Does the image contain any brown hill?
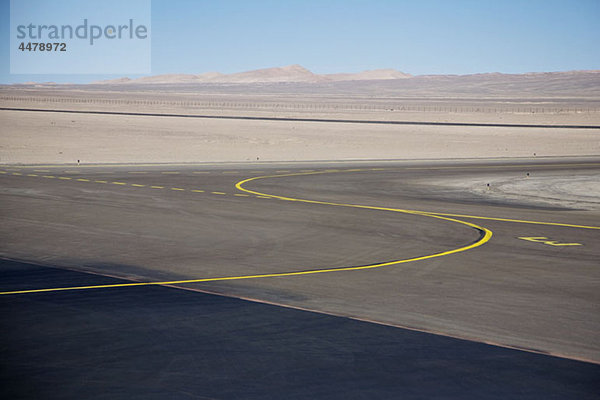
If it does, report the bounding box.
[45,67,600,98]
[94,65,412,84]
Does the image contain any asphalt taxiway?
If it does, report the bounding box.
[1,158,599,398]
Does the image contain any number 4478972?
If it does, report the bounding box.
[18,42,66,51]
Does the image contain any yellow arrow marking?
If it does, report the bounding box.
[518,237,582,246]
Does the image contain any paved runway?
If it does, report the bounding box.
[1,158,599,398]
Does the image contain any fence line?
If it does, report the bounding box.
[0,96,598,114]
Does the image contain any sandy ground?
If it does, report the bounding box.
[1,110,599,165]
[2,86,599,126]
[1,100,599,127]
[434,173,600,211]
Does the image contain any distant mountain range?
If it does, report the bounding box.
[11,66,599,98]
[94,65,413,84]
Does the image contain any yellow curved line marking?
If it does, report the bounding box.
[2,167,597,296]
[236,171,600,230]
[0,226,490,296]
[0,218,490,296]
[417,211,600,230]
[1,171,493,296]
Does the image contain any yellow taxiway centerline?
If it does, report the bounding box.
[3,165,599,296]
[1,171,493,296]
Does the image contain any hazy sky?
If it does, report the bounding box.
[1,0,599,83]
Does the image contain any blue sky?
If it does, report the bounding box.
[1,0,599,83]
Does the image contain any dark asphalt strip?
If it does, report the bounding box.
[1,259,598,400]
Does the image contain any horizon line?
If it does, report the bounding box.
[3,66,600,86]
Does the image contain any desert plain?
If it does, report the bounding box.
[1,67,599,165]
